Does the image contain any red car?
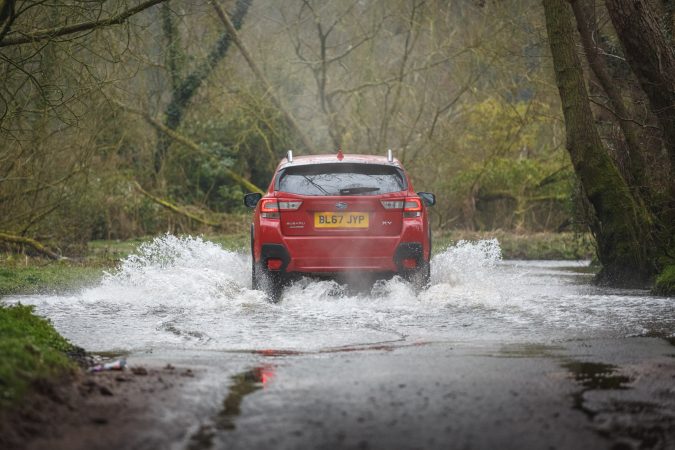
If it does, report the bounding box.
[244,150,435,300]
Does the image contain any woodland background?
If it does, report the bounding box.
[0,0,673,291]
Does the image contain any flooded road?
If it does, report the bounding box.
[6,235,675,449]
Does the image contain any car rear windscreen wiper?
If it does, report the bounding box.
[339,186,381,195]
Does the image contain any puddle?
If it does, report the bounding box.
[187,365,275,449]
[560,361,674,449]
[563,361,632,393]
[563,360,632,419]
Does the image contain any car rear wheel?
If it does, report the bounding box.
[253,261,284,302]
[405,261,430,290]
[250,228,284,301]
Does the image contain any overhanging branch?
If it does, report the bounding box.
[0,0,166,47]
[0,231,61,259]
[114,101,265,194]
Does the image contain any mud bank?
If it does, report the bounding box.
[1,362,198,450]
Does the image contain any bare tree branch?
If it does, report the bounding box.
[211,0,317,154]
[115,101,265,194]
[0,0,167,47]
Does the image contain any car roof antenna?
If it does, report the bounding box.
[387,149,393,162]
[287,150,293,163]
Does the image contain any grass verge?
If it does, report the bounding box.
[0,263,104,297]
[433,230,595,260]
[0,304,77,410]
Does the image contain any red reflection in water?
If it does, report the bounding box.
[250,365,275,387]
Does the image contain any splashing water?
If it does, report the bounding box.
[4,235,673,353]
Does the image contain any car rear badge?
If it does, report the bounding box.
[335,202,348,209]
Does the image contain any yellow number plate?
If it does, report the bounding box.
[315,212,369,228]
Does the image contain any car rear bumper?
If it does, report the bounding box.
[255,216,429,273]
[260,239,424,273]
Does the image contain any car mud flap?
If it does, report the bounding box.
[393,242,424,270]
[260,244,291,272]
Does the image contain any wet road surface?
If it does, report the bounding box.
[6,235,675,449]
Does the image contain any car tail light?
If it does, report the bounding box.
[403,258,417,269]
[404,197,422,218]
[267,258,283,270]
[278,200,302,210]
[260,199,279,218]
[380,200,404,209]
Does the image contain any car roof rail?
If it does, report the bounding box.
[287,150,293,163]
[387,149,393,162]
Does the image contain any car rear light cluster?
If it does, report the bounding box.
[403,198,422,218]
[380,198,422,218]
[380,200,404,209]
[260,199,302,218]
[278,200,302,210]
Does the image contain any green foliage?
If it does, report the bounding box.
[0,305,76,408]
[163,94,296,216]
[421,96,572,230]
[654,265,675,296]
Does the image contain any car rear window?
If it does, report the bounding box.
[276,163,407,196]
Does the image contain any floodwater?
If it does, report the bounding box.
[6,234,673,353]
[5,235,675,450]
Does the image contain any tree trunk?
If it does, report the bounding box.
[604,0,675,198]
[570,0,649,198]
[543,0,656,285]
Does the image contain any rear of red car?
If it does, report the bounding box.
[244,153,434,300]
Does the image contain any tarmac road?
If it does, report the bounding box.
[10,239,675,450]
[26,336,673,450]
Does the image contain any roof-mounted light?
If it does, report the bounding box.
[387,149,393,162]
[287,150,293,163]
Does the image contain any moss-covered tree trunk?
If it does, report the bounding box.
[570,0,649,199]
[604,0,675,294]
[542,0,656,285]
[604,0,675,191]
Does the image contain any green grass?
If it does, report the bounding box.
[0,263,104,297]
[433,231,595,260]
[206,233,249,251]
[87,237,152,263]
[0,304,77,409]
[0,233,249,297]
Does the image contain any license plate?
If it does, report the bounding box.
[315,212,369,228]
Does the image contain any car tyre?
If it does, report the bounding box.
[406,261,431,290]
[253,261,284,302]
